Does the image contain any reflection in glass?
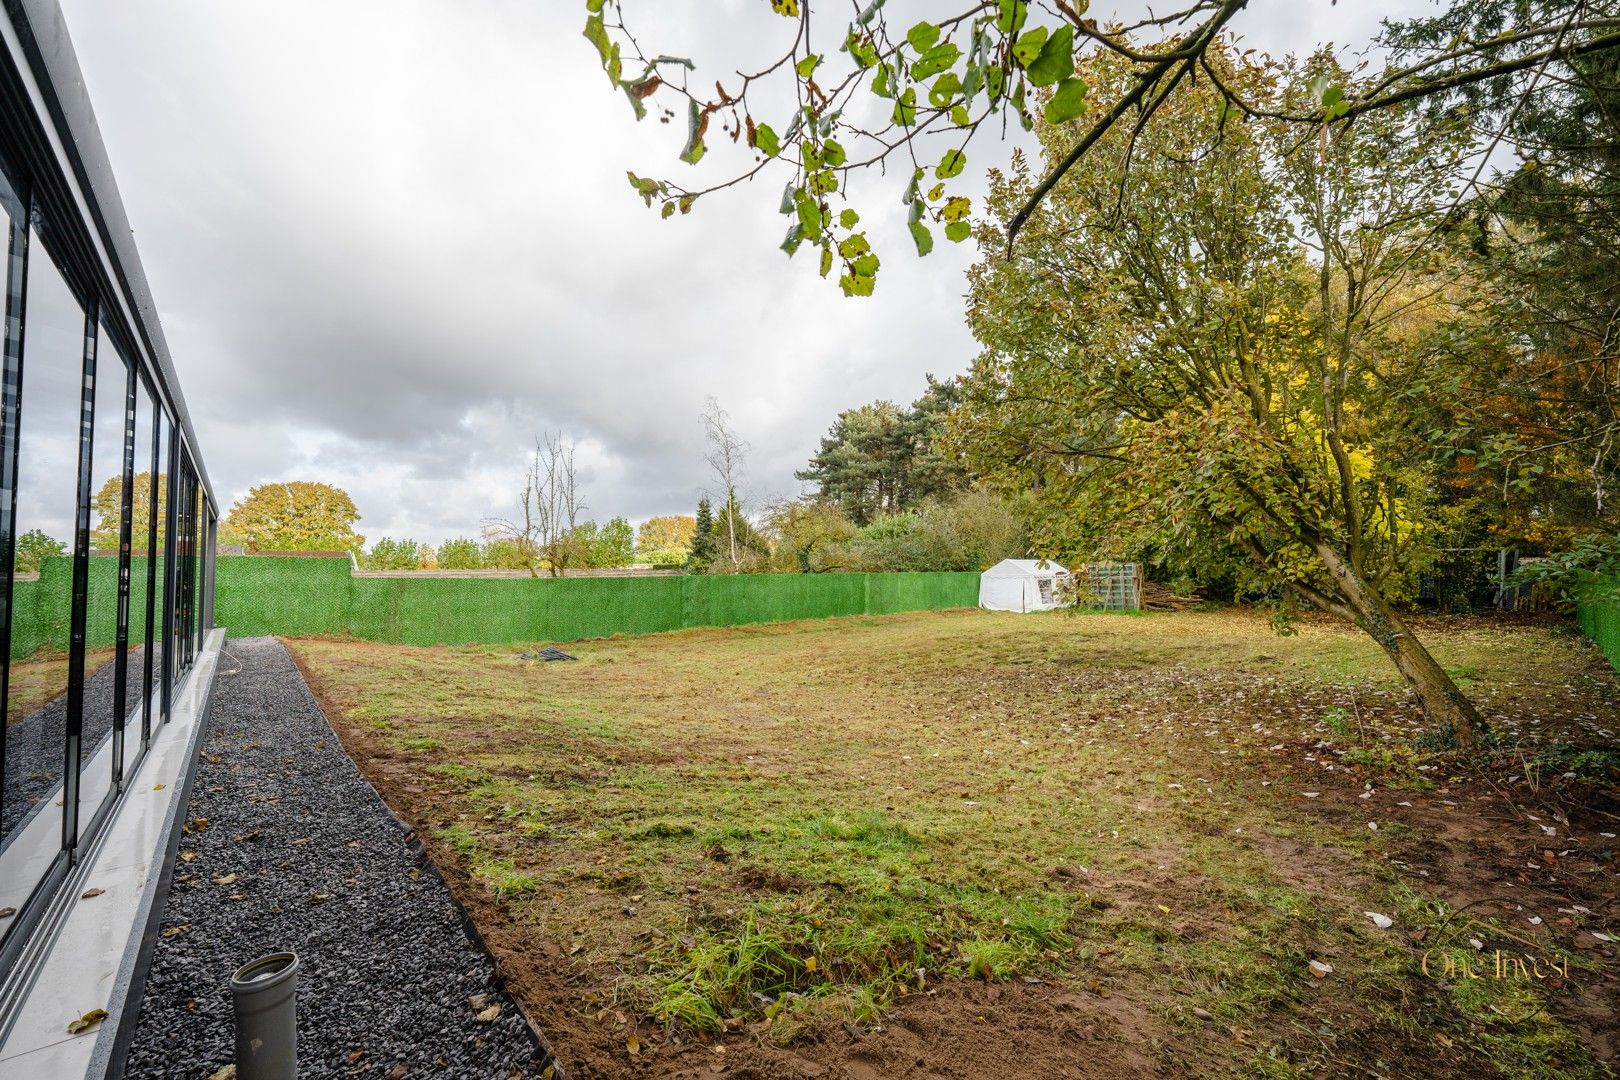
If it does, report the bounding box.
[1,229,86,910]
[83,325,130,801]
[152,410,167,723]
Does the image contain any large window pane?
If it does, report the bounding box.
[0,164,34,949]
[1,228,86,916]
[84,325,130,800]
[131,378,154,745]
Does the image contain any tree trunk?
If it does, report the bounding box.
[1312,544,1489,747]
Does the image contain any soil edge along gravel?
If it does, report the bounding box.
[125,636,556,1079]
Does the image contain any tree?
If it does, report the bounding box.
[436,537,484,569]
[797,402,908,524]
[91,471,166,550]
[587,0,1620,292]
[366,538,429,570]
[798,376,969,522]
[689,497,716,571]
[1382,7,1620,597]
[763,499,858,572]
[956,48,1492,743]
[13,529,66,574]
[701,396,750,569]
[582,516,636,568]
[487,433,587,577]
[222,481,364,553]
[707,490,771,573]
[637,514,696,554]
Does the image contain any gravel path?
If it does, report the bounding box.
[125,637,553,1079]
[1,647,147,841]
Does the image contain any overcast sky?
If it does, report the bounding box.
[57,0,1419,547]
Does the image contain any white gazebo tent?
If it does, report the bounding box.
[979,559,1070,613]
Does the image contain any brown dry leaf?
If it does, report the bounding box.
[307,893,330,905]
[81,887,105,899]
[193,817,209,830]
[626,1033,641,1055]
[476,1003,502,1023]
[213,874,239,886]
[346,1049,363,1063]
[386,1065,408,1080]
[0,907,15,919]
[180,851,198,862]
[207,1066,236,1080]
[66,1008,108,1034]
[162,924,191,938]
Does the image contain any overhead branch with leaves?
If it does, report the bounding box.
[588,0,1620,294]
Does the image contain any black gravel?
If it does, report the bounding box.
[124,637,554,1079]
[2,646,148,840]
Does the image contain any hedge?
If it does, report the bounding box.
[1576,580,1620,674]
[208,557,980,647]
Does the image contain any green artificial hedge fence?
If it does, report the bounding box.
[209,556,981,646]
[1576,581,1620,673]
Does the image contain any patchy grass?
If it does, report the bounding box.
[291,608,1620,1079]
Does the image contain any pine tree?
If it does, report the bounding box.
[688,497,715,572]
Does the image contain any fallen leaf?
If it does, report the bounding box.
[66,1008,108,1034]
[180,851,198,862]
[1156,904,1172,915]
[477,1004,502,1023]
[803,956,818,973]
[81,887,105,900]
[1364,911,1392,929]
[207,1067,236,1080]
[0,907,15,919]
[162,924,191,938]
[153,783,165,791]
[347,1050,363,1063]
[626,1034,641,1055]
[307,894,330,905]
[387,1065,408,1080]
[1307,960,1333,978]
[212,874,238,886]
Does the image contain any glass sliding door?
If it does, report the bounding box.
[152,409,168,723]
[1,221,88,932]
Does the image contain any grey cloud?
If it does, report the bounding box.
[60,0,1412,544]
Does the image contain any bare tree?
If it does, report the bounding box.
[701,396,750,570]
[486,432,585,578]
